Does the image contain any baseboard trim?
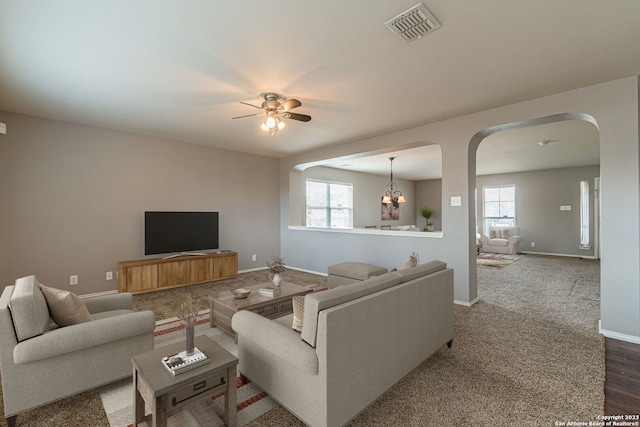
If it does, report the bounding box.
[288,266,328,276]
[520,251,598,260]
[79,290,118,299]
[599,320,640,344]
[239,266,327,276]
[238,267,268,273]
[455,297,479,307]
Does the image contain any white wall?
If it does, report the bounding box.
[281,77,639,339]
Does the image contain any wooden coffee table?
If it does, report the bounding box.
[210,281,312,337]
[132,335,238,427]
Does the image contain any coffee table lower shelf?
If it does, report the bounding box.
[210,281,312,338]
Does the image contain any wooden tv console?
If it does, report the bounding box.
[118,252,238,295]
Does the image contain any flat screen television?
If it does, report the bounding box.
[144,211,219,256]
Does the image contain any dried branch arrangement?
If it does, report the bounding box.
[178,294,206,327]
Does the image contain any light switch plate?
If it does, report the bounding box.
[0,122,6,135]
[451,196,462,206]
[560,205,571,211]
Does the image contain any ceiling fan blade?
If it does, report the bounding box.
[232,112,264,119]
[239,101,264,109]
[282,112,311,122]
[279,98,302,111]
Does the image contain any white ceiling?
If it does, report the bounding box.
[1,1,638,178]
[325,118,600,180]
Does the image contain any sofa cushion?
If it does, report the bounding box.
[327,262,388,281]
[292,295,304,332]
[8,276,51,342]
[40,284,92,327]
[488,238,508,247]
[389,260,447,283]
[301,272,401,347]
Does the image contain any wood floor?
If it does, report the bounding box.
[605,337,640,414]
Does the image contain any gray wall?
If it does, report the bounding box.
[0,112,281,295]
[281,77,640,340]
[475,166,600,257]
[416,180,442,231]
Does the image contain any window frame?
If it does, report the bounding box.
[579,179,591,249]
[482,184,516,234]
[305,179,353,229]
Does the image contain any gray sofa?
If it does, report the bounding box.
[232,260,454,427]
[1,276,155,427]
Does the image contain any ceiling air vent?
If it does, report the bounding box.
[385,3,441,43]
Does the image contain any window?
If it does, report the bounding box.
[306,179,353,228]
[483,185,516,234]
[580,180,590,248]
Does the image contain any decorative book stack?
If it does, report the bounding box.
[259,286,281,297]
[161,347,209,375]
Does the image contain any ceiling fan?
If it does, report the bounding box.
[232,93,311,135]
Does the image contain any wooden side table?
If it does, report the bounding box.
[132,335,238,427]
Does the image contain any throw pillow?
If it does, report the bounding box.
[399,260,414,270]
[489,229,499,238]
[501,228,511,239]
[39,284,92,327]
[292,295,305,332]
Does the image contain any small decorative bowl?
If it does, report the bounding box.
[231,288,252,299]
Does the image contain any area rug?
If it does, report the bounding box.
[476,252,522,268]
[99,310,278,427]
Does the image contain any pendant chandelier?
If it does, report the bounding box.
[382,157,406,204]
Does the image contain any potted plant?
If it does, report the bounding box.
[267,256,285,287]
[420,207,434,232]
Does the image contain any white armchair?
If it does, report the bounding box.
[480,226,522,254]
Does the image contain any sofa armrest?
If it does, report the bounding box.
[13,310,155,364]
[82,292,133,314]
[232,310,318,375]
[479,235,489,246]
[507,235,522,253]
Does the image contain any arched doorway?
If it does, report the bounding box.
[468,112,600,290]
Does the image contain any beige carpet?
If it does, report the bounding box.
[0,257,603,426]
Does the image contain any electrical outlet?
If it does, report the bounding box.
[106,271,113,280]
[251,254,257,262]
[70,275,78,285]
[531,242,536,248]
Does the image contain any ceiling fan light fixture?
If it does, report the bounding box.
[234,93,311,135]
[265,114,277,129]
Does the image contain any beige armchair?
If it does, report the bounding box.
[480,226,522,254]
[1,276,155,427]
